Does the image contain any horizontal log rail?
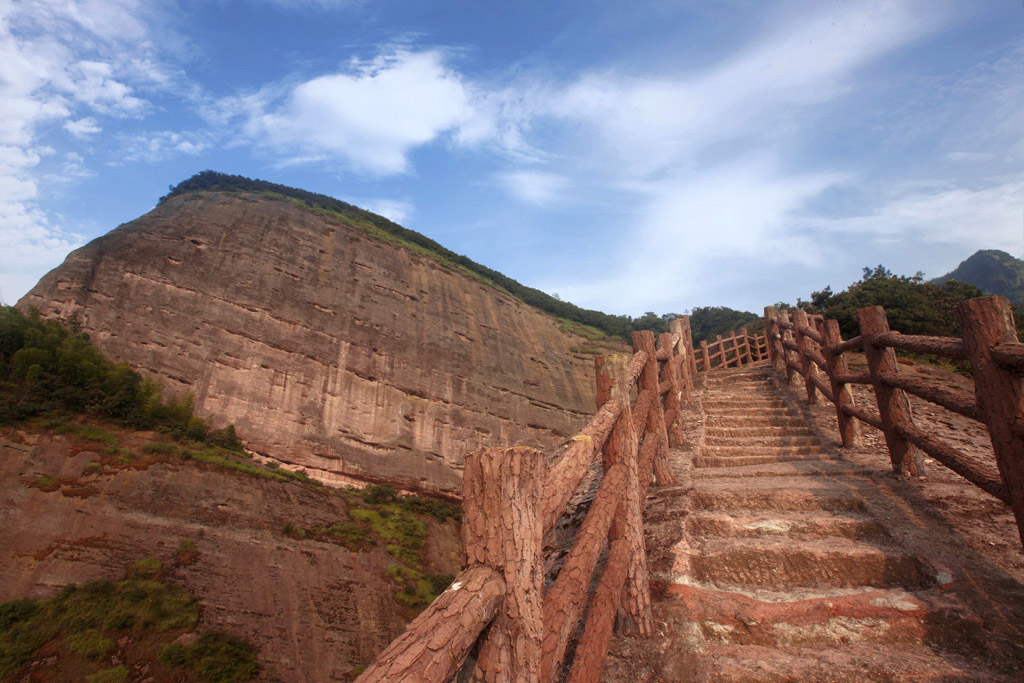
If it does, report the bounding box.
[868,331,968,359]
[357,317,698,682]
[763,297,1024,549]
[694,327,768,372]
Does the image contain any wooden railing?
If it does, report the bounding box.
[356,317,698,682]
[694,326,768,372]
[763,296,1024,547]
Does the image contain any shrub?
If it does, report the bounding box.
[86,665,129,683]
[159,630,258,683]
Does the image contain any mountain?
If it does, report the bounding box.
[933,249,1024,306]
[18,173,616,495]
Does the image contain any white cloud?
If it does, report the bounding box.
[64,117,100,138]
[244,50,475,174]
[357,198,414,224]
[116,130,210,163]
[498,170,570,206]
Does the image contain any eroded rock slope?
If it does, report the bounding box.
[19,192,599,494]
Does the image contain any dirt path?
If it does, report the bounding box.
[603,362,1024,681]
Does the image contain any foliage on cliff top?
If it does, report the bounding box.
[0,305,241,449]
[0,559,258,682]
[160,170,687,340]
[778,265,1018,340]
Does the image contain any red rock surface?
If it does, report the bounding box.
[0,428,462,682]
[18,192,603,494]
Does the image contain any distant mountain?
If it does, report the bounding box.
[933,249,1024,306]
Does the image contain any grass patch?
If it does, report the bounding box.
[0,561,259,682]
[27,474,61,492]
[350,508,426,565]
[159,631,258,683]
[54,423,120,446]
[86,665,129,683]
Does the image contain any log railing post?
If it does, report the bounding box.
[601,352,652,637]
[779,311,796,384]
[714,335,724,369]
[955,296,1024,545]
[669,318,694,402]
[682,315,698,380]
[463,447,546,682]
[700,340,710,373]
[857,306,924,477]
[635,331,674,485]
[764,306,779,369]
[819,318,859,447]
[791,310,818,405]
[659,331,685,447]
[739,327,752,364]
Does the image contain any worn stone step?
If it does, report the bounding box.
[683,511,888,540]
[689,537,938,590]
[689,459,875,479]
[690,485,867,513]
[704,426,818,438]
[692,453,843,469]
[705,416,809,428]
[701,445,827,457]
[703,435,823,447]
[686,643,1000,682]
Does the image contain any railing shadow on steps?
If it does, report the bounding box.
[355,317,700,682]
[762,295,1024,550]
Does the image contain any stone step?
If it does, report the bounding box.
[689,459,875,479]
[682,511,888,541]
[703,435,823,447]
[704,426,818,438]
[690,485,867,513]
[688,537,938,590]
[685,644,999,682]
[705,416,809,428]
[700,445,827,457]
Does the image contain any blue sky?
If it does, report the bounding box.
[2,0,1021,315]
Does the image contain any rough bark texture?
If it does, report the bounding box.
[606,349,653,637]
[540,464,627,682]
[820,319,859,447]
[791,310,818,405]
[355,566,505,683]
[779,312,797,385]
[668,318,694,402]
[764,307,779,370]
[461,447,545,683]
[658,332,685,448]
[541,400,621,533]
[857,306,924,477]
[18,192,597,495]
[955,296,1024,545]
[564,539,631,683]
[634,332,673,487]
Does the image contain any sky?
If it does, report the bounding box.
[1,0,1022,316]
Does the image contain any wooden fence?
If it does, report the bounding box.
[763,295,1024,546]
[694,327,768,372]
[355,317,698,682]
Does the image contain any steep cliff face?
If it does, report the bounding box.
[19,191,600,493]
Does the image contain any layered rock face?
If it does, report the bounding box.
[20,192,598,494]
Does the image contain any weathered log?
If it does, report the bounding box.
[821,319,859,447]
[564,539,631,683]
[956,296,1024,546]
[656,347,670,361]
[540,464,626,682]
[660,331,685,446]
[809,372,834,403]
[871,331,967,360]
[764,307,781,371]
[858,306,924,476]
[875,373,981,422]
[841,402,885,431]
[739,327,752,364]
[700,340,710,372]
[626,350,648,389]
[669,319,695,402]
[804,345,828,371]
[630,389,656,442]
[355,565,505,683]
[830,335,864,355]
[541,398,622,533]
[893,422,1008,504]
[792,310,818,405]
[795,322,824,345]
[635,331,673,487]
[834,372,872,385]
[992,341,1024,370]
[781,338,800,353]
[462,447,545,683]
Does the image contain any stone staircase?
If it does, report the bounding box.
[608,362,1024,681]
